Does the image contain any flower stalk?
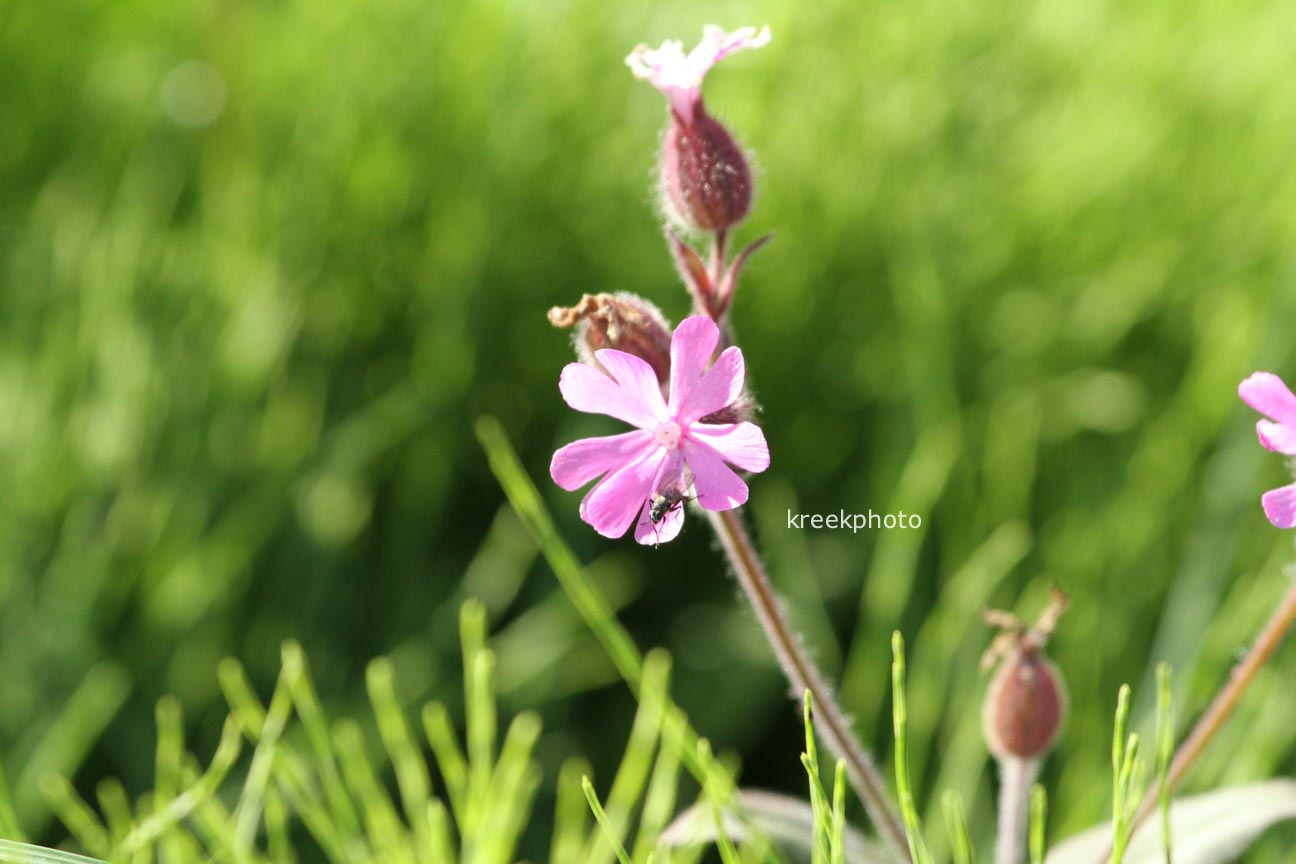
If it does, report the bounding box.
[980,592,1067,864]
[1125,376,1296,841]
[1095,373,1296,858]
[996,756,1039,864]
[1129,574,1296,836]
[688,220,907,855]
[705,507,912,860]
[597,25,909,857]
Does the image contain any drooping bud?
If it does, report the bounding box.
[548,293,673,386]
[660,105,752,232]
[982,590,1069,761]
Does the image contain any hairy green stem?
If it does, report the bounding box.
[705,508,911,861]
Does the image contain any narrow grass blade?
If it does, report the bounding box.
[891,633,933,864]
[0,758,24,841]
[942,791,973,864]
[367,658,434,860]
[17,663,129,832]
[659,790,890,864]
[475,417,642,689]
[1030,784,1047,864]
[583,777,635,864]
[1047,780,1296,864]
[0,839,106,864]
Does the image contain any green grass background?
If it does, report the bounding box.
[4,0,1296,857]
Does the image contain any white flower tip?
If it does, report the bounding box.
[701,24,772,56]
[626,26,770,116]
[625,40,684,80]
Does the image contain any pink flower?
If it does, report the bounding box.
[1239,371,1296,528]
[550,316,770,544]
[625,25,771,121]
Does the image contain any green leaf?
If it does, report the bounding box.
[659,790,892,863]
[0,839,106,864]
[1046,780,1296,864]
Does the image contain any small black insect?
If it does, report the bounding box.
[646,469,696,546]
[649,485,688,526]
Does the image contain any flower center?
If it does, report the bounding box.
[653,421,683,450]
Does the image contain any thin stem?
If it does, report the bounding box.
[696,231,906,855]
[1129,576,1296,837]
[995,757,1039,864]
[710,228,729,287]
[705,230,732,346]
[705,508,911,861]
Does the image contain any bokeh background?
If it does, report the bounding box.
[5,0,1296,858]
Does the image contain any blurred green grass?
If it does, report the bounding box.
[4,0,1296,858]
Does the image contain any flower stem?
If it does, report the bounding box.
[710,228,729,287]
[1129,575,1296,836]
[705,508,912,861]
[706,230,733,347]
[995,756,1039,864]
[695,232,906,856]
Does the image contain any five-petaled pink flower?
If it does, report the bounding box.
[551,316,770,544]
[625,25,771,122]
[1239,371,1296,528]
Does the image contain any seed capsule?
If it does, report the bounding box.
[984,644,1067,760]
[981,590,1069,761]
[548,293,673,386]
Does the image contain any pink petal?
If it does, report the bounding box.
[1256,420,1296,455]
[682,438,749,511]
[594,349,669,422]
[625,38,697,118]
[676,346,744,423]
[625,26,770,120]
[579,447,668,538]
[1262,484,1296,529]
[634,497,685,545]
[668,316,720,414]
[550,430,655,491]
[1239,372,1296,426]
[687,422,770,472]
[559,359,663,430]
[692,25,772,67]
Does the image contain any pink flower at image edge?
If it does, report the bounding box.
[1239,371,1296,528]
[550,316,770,545]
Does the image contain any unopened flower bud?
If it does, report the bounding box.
[981,591,1069,761]
[660,106,752,232]
[626,26,770,233]
[548,293,673,385]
